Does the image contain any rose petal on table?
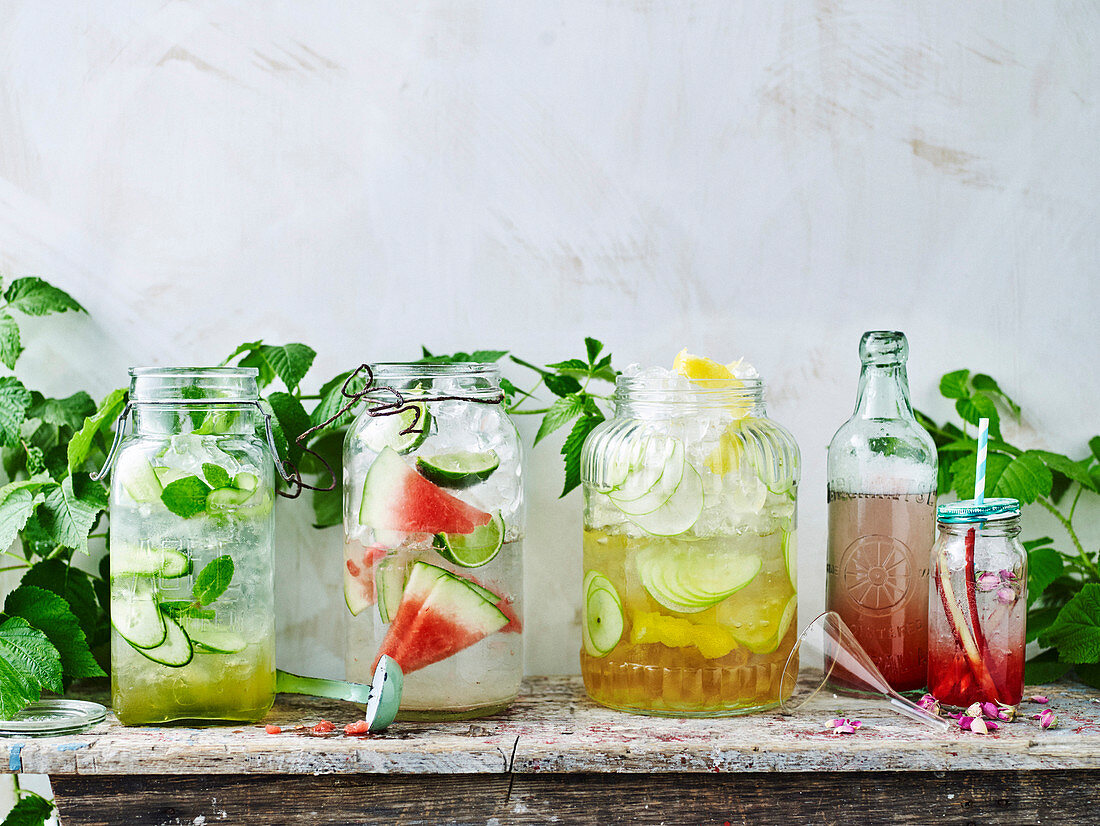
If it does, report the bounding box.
[970,717,991,734]
[1035,709,1057,729]
[1028,696,1050,704]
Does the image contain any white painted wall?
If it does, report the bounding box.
[0,1,1096,678]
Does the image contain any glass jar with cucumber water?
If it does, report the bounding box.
[343,363,524,721]
[98,368,280,725]
[580,353,800,716]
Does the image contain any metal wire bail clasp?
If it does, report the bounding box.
[90,403,133,482]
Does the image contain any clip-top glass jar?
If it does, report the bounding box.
[343,363,524,721]
[98,368,279,725]
[928,498,1026,707]
[580,372,800,716]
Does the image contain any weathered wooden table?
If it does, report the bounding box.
[3,676,1099,825]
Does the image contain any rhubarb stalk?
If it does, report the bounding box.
[935,547,999,700]
[963,528,988,655]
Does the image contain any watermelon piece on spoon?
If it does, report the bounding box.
[360,447,493,535]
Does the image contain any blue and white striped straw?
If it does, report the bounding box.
[974,418,989,504]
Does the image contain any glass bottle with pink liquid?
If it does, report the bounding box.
[826,331,937,694]
[928,499,1026,707]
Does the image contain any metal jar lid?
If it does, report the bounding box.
[937,497,1021,524]
[0,700,107,737]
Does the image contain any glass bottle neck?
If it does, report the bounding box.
[853,363,915,421]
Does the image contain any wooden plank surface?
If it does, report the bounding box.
[51,770,1100,826]
[4,676,1099,775]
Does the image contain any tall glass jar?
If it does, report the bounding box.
[928,498,1026,707]
[343,363,524,721]
[827,331,937,693]
[105,368,277,725]
[580,374,800,716]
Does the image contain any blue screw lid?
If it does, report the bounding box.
[937,497,1020,524]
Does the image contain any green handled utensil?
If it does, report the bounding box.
[276,655,403,732]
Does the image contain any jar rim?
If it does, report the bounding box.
[369,362,501,380]
[614,374,765,407]
[129,366,260,403]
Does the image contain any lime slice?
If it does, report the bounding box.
[628,462,704,537]
[361,403,431,454]
[582,571,624,657]
[433,512,504,568]
[416,450,500,487]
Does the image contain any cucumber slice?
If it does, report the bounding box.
[113,544,192,578]
[730,594,797,654]
[182,621,247,654]
[609,440,685,516]
[116,453,163,503]
[628,462,705,537]
[361,403,431,454]
[433,513,504,568]
[375,557,406,623]
[234,472,259,492]
[607,437,679,505]
[206,486,257,510]
[582,571,624,657]
[134,611,194,667]
[416,450,500,487]
[636,545,762,614]
[112,583,167,649]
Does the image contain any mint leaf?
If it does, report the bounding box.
[202,463,231,489]
[193,555,234,605]
[5,585,104,680]
[939,369,970,400]
[0,477,51,550]
[970,373,1021,417]
[468,350,508,362]
[160,476,212,519]
[301,430,344,529]
[545,358,589,374]
[1074,662,1100,690]
[4,277,84,316]
[67,386,126,472]
[560,412,605,497]
[1,791,54,826]
[1031,450,1097,492]
[1042,584,1100,663]
[584,337,604,365]
[29,391,95,432]
[1027,604,1061,643]
[261,399,290,469]
[0,376,31,448]
[0,312,22,369]
[235,343,316,391]
[1027,546,1064,606]
[0,616,62,718]
[1090,435,1100,464]
[544,373,583,398]
[159,601,215,621]
[21,560,102,647]
[990,451,1052,504]
[310,370,363,431]
[38,473,107,553]
[267,391,310,464]
[955,393,1001,438]
[950,451,1011,501]
[534,395,585,445]
[1024,649,1072,685]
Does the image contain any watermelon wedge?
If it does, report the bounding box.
[344,543,390,615]
[360,447,493,535]
[373,561,508,674]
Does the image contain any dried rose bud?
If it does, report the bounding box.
[917,694,941,715]
[976,572,1001,592]
[965,702,983,718]
[996,586,1017,604]
[833,723,856,734]
[1034,709,1057,729]
[957,715,975,731]
[1028,695,1050,704]
[826,717,862,734]
[996,702,1017,722]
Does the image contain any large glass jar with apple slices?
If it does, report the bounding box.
[104,368,277,725]
[580,359,800,716]
[343,363,524,721]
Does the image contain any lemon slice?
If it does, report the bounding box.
[672,349,746,389]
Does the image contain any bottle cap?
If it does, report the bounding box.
[937,497,1020,524]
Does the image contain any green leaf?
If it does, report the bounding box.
[29,391,96,433]
[1042,584,1100,663]
[159,601,215,621]
[0,616,62,718]
[20,560,101,647]
[1023,536,1055,551]
[1027,546,1064,606]
[949,451,1011,501]
[4,277,84,316]
[939,369,971,400]
[585,337,604,365]
[310,370,363,431]
[954,392,1001,438]
[544,373,583,398]
[1074,662,1100,690]
[937,437,1020,457]
[0,476,52,551]
[1027,604,1062,643]
[302,430,344,529]
[67,387,127,472]
[202,463,231,489]
[468,350,508,362]
[267,391,311,464]
[970,373,1021,417]
[1024,649,1072,685]
[5,585,105,680]
[1030,450,1097,492]
[1,791,54,826]
[159,476,211,519]
[193,555,234,605]
[1090,436,1100,464]
[233,342,316,391]
[990,451,1052,504]
[534,395,585,445]
[37,473,107,553]
[0,312,22,369]
[0,376,32,448]
[560,412,605,497]
[545,358,589,374]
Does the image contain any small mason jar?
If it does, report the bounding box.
[343,363,524,721]
[580,373,800,716]
[102,368,277,725]
[927,498,1026,707]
